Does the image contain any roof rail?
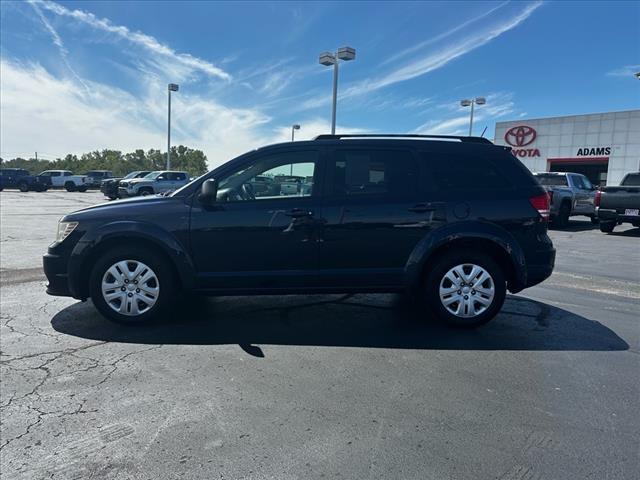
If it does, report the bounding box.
[313,134,493,144]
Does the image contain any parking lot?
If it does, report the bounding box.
[1,190,638,479]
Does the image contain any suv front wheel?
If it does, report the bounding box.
[424,251,506,328]
[89,246,174,324]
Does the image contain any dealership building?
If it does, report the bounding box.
[494,109,640,186]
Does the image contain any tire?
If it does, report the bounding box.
[18,182,29,192]
[590,215,599,225]
[139,188,153,196]
[423,251,506,328]
[89,246,175,324]
[65,182,76,192]
[554,202,570,228]
[77,186,88,192]
[599,222,615,233]
[107,195,117,200]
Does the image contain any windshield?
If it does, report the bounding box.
[144,171,162,180]
[123,171,141,179]
[535,174,568,186]
[621,173,640,186]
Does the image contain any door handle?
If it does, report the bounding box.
[408,203,434,213]
[285,208,313,218]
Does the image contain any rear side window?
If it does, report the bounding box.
[622,173,640,186]
[175,173,187,181]
[420,152,510,190]
[535,174,568,186]
[330,149,416,197]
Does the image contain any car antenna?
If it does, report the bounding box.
[480,126,487,138]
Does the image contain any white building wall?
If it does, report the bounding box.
[494,110,640,186]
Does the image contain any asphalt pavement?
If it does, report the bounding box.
[1,190,638,480]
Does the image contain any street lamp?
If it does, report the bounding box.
[291,124,301,141]
[167,83,179,169]
[460,97,486,136]
[319,46,356,134]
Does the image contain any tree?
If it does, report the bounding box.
[0,146,208,177]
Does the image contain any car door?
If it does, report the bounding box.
[189,148,324,290]
[154,173,172,193]
[571,174,592,214]
[318,146,437,288]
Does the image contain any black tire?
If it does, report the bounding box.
[107,195,117,200]
[89,246,175,324]
[554,202,570,228]
[77,186,88,192]
[65,182,76,192]
[423,251,506,328]
[139,187,154,196]
[599,222,615,233]
[590,215,599,225]
[18,182,29,192]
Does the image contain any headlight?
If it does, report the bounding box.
[56,221,78,243]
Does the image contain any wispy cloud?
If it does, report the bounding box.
[33,0,231,81]
[299,1,542,112]
[380,1,510,67]
[412,92,516,135]
[606,64,640,77]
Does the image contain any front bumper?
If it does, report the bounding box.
[43,252,73,297]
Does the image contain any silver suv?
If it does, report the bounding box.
[119,171,190,197]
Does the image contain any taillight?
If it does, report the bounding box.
[594,190,601,207]
[529,193,550,221]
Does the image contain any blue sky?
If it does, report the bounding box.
[1,0,638,167]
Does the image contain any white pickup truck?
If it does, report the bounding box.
[38,170,89,192]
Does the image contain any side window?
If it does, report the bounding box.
[157,174,168,181]
[63,172,71,177]
[421,152,510,190]
[175,173,187,181]
[217,150,318,202]
[51,172,61,177]
[330,149,416,197]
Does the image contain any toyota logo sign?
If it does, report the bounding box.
[505,125,537,147]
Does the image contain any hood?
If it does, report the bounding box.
[126,178,151,185]
[102,177,122,184]
[63,195,176,222]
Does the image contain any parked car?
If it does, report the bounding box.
[533,172,597,227]
[38,170,88,192]
[118,171,189,197]
[100,171,152,200]
[44,134,555,327]
[85,170,114,188]
[596,172,640,233]
[0,168,52,192]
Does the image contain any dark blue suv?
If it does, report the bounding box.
[43,135,555,327]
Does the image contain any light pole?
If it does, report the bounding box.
[319,46,356,134]
[460,97,486,136]
[167,83,179,169]
[291,124,300,141]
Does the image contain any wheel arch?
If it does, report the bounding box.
[68,221,196,299]
[404,222,527,294]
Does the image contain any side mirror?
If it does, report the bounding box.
[200,178,218,204]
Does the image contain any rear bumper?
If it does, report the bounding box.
[597,208,640,225]
[510,245,555,293]
[43,252,73,297]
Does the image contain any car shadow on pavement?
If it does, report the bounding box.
[607,227,640,237]
[549,220,599,232]
[50,294,628,356]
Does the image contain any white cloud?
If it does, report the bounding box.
[606,64,640,77]
[33,0,231,82]
[0,60,267,167]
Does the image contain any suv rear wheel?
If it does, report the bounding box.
[18,182,29,192]
[89,246,174,324]
[424,251,506,328]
